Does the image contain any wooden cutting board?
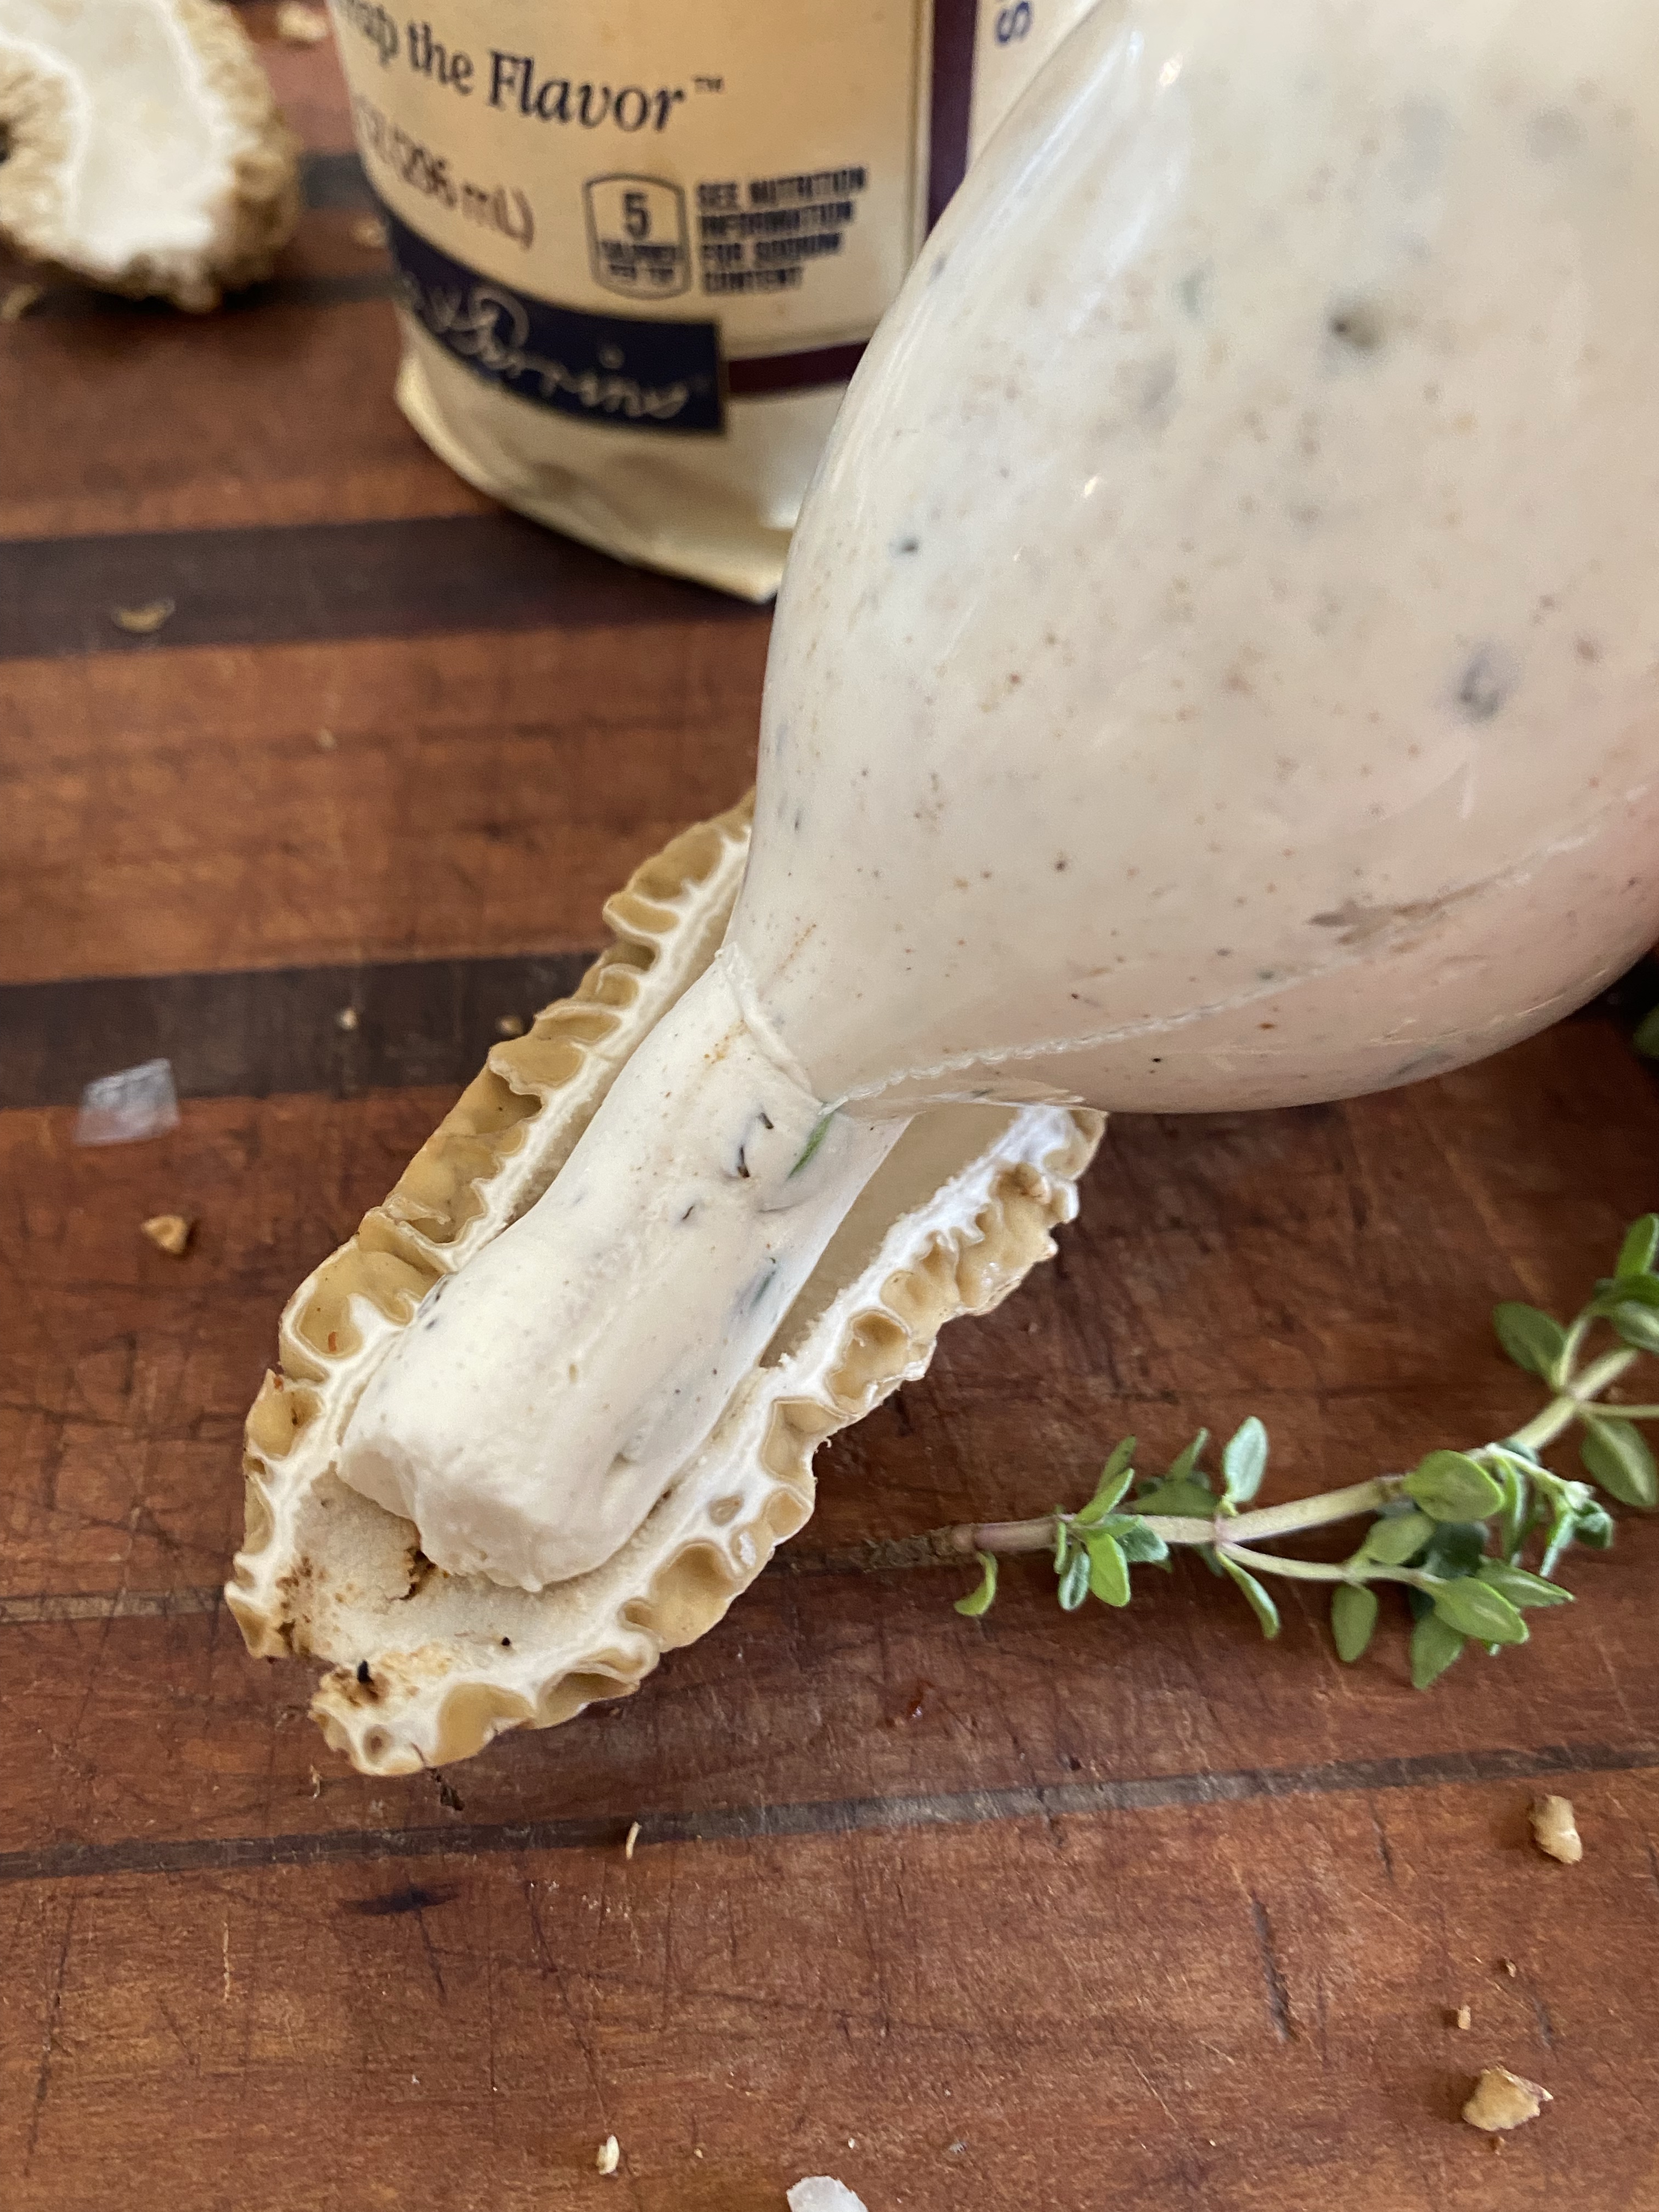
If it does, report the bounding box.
[2,17,1656,2209]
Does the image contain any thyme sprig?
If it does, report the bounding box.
[950,1217,1658,1687]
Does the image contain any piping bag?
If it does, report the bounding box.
[338,0,1659,1599]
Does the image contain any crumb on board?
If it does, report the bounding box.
[141,1212,194,1256]
[336,1006,360,1032]
[1454,2005,1472,2032]
[1497,1957,1518,1977]
[351,215,389,251]
[2,281,43,321]
[624,1820,641,1860]
[274,1,330,42]
[1462,2066,1551,2132]
[595,2135,620,2175]
[496,1013,526,1037]
[1530,1793,1583,1864]
[112,599,175,635]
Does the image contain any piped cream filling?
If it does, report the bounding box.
[338,960,906,1590]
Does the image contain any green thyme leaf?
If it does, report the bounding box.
[1634,1006,1659,1059]
[1163,1429,1210,1486]
[1057,1545,1091,1612]
[1579,1416,1658,1509]
[1219,1553,1280,1639]
[1492,1453,1532,1561]
[1473,1559,1572,1609]
[1593,1273,1659,1314]
[1405,1449,1504,1522]
[1493,1302,1567,1379]
[1077,1437,1137,1523]
[1114,1517,1170,1565]
[1572,1498,1615,1549]
[1221,1417,1269,1508]
[1053,1516,1070,1571]
[1420,1519,1486,1581]
[1131,1476,1216,1520]
[1357,1509,1435,1566]
[955,1550,998,1616]
[1538,1483,1588,1579]
[1331,1582,1379,1663]
[1607,1302,1659,1356]
[1410,1611,1467,1689]
[1429,1576,1527,1644]
[1616,1215,1659,1279]
[1085,1532,1131,1607]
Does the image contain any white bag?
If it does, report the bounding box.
[330,0,1097,596]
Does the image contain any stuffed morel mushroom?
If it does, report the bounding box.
[233,0,1659,1771]
[229,800,1101,1773]
[0,0,300,309]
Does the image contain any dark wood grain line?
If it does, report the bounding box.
[8,953,1652,1115]
[0,1590,225,1627]
[0,511,763,663]
[0,1532,992,1624]
[0,951,594,1110]
[301,149,373,209]
[3,1740,1654,1888]
[19,269,395,320]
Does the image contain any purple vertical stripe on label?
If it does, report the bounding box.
[928,0,980,231]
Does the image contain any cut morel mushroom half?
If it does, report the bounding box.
[229,799,1102,1775]
[0,0,301,310]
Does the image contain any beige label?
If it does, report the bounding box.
[330,0,928,358]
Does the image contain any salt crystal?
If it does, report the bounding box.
[787,2182,868,2212]
[75,1059,179,1146]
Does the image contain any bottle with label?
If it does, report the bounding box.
[329,0,1099,597]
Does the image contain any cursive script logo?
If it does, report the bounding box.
[397,268,696,421]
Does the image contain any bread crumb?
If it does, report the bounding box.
[141,1212,194,1256]
[2,281,43,321]
[1463,2066,1551,2132]
[112,599,175,635]
[624,1820,640,1860]
[317,727,337,752]
[496,1013,526,1038]
[336,1006,360,1032]
[275,1,330,42]
[1497,1957,1518,1977]
[1454,2005,1472,2032]
[1530,1793,1583,1865]
[351,215,388,251]
[595,2135,620,2175]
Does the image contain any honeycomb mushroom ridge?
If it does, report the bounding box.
[228,798,1102,1774]
[0,0,300,310]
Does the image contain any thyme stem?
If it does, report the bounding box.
[944,1476,1403,1562]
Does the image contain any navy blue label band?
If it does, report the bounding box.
[385,210,725,435]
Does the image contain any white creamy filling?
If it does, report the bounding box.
[2,2,232,266]
[337,961,906,1590]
